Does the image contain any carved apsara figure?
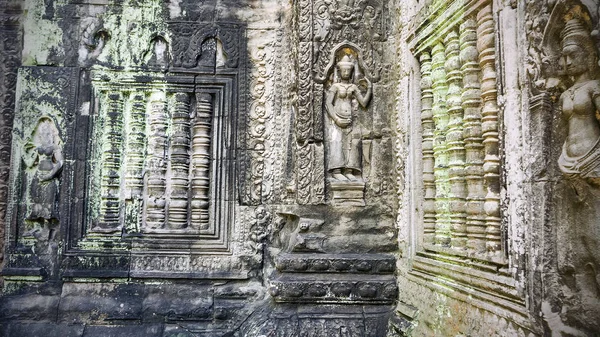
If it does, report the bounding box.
[557,17,600,185]
[22,117,63,223]
[324,54,372,181]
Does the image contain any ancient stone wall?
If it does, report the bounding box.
[1,0,600,336]
[391,0,600,336]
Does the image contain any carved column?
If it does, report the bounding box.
[420,52,436,245]
[190,92,212,230]
[295,0,315,205]
[124,93,147,197]
[168,93,192,229]
[98,92,124,231]
[460,18,487,253]
[431,42,451,246]
[477,4,502,255]
[444,30,467,249]
[0,0,22,264]
[144,96,168,230]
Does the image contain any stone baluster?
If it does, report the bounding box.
[460,18,487,253]
[431,42,451,247]
[190,92,212,230]
[420,52,436,245]
[98,91,124,231]
[124,93,147,198]
[477,4,502,255]
[144,96,168,230]
[445,30,467,249]
[168,93,192,229]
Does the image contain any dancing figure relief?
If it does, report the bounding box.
[324,54,372,182]
[557,15,600,186]
[22,117,63,232]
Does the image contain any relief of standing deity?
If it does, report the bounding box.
[557,9,600,186]
[22,117,63,235]
[324,53,372,182]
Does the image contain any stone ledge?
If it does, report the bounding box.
[269,272,397,304]
[275,253,396,274]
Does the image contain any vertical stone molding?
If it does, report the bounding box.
[0,0,22,269]
[191,92,212,230]
[144,95,168,231]
[97,91,125,232]
[459,17,486,253]
[431,42,451,247]
[168,93,192,230]
[420,52,436,245]
[124,93,147,198]
[477,4,502,256]
[444,29,467,249]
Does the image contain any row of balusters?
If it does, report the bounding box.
[420,5,502,258]
[96,90,214,232]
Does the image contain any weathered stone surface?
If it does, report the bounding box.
[2,0,600,336]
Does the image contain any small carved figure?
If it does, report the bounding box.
[557,17,600,185]
[22,117,63,224]
[324,54,372,181]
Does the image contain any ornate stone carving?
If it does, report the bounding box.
[294,0,387,206]
[269,252,397,304]
[22,117,63,236]
[0,1,22,268]
[324,54,372,182]
[556,13,600,185]
[168,23,241,70]
[247,205,272,254]
[246,37,275,205]
[319,44,374,206]
[412,1,505,260]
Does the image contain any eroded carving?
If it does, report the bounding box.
[324,54,372,182]
[557,12,600,185]
[22,117,63,236]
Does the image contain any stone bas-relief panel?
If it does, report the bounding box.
[291,0,393,207]
[3,67,79,282]
[527,0,600,334]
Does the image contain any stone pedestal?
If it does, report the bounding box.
[330,180,366,206]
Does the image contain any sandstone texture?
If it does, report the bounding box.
[1,0,599,336]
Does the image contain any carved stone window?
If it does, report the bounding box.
[405,0,529,327]
[86,74,232,245]
[412,1,502,261]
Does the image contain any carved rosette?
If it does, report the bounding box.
[247,35,275,205]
